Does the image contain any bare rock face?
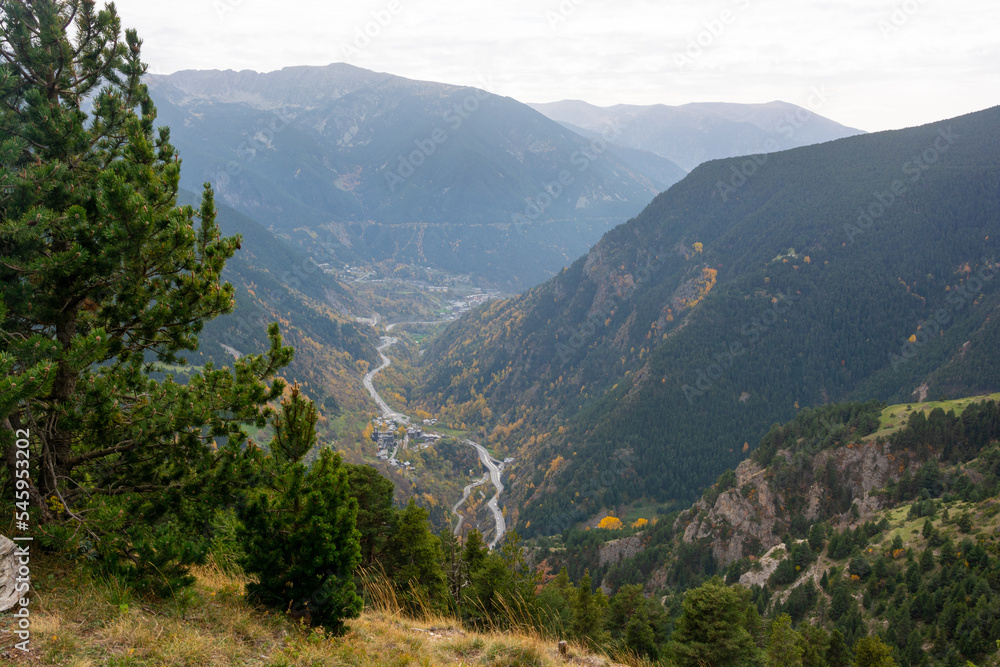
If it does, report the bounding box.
[0,535,22,612]
[681,458,781,568]
[599,534,645,567]
[739,542,789,588]
[678,440,913,569]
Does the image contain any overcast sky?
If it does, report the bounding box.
[112,0,998,132]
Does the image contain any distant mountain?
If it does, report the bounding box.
[414,106,1000,537]
[147,65,687,290]
[530,99,865,171]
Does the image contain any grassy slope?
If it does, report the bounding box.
[2,557,624,667]
[870,392,1000,439]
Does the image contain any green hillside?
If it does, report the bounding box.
[531,395,1000,665]
[166,193,380,446]
[415,106,1000,537]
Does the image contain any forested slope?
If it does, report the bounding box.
[175,192,379,418]
[415,106,1000,536]
[530,396,1000,665]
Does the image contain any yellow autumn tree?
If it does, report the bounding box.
[598,516,624,530]
[693,242,704,253]
[546,455,566,478]
[632,518,649,529]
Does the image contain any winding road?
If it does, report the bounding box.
[362,336,408,424]
[363,321,508,548]
[452,472,488,537]
[467,440,506,548]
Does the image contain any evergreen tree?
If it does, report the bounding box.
[624,602,659,661]
[671,578,764,667]
[827,629,851,667]
[462,528,489,574]
[554,566,572,599]
[767,614,804,667]
[799,624,831,667]
[344,462,395,567]
[537,565,574,637]
[439,526,466,607]
[919,547,935,573]
[271,382,318,464]
[461,530,538,630]
[386,499,448,614]
[238,446,362,632]
[571,570,606,648]
[0,0,291,592]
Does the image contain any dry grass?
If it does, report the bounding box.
[1,555,624,666]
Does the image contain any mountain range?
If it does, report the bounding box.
[529,99,865,171]
[147,65,683,290]
[146,65,859,290]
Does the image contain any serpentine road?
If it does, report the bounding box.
[362,336,407,423]
[363,321,507,548]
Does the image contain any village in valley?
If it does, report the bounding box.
[370,416,443,471]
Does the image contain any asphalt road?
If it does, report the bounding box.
[361,324,508,548]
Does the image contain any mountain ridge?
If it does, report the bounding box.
[529,97,865,171]
[146,65,687,290]
[413,105,1000,537]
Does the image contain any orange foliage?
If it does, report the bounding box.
[598,516,623,530]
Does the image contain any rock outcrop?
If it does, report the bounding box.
[678,439,913,568]
[599,534,645,567]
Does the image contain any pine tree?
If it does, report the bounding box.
[344,462,396,568]
[240,449,362,631]
[238,392,361,633]
[571,570,606,648]
[386,499,448,614]
[799,624,830,667]
[767,614,804,667]
[0,0,292,592]
[624,602,659,661]
[852,636,898,667]
[462,528,489,574]
[271,382,318,464]
[439,528,466,606]
[553,566,572,600]
[827,628,851,667]
[671,578,765,667]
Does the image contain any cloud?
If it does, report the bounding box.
[114,0,1000,131]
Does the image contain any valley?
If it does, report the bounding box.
[5,9,1000,663]
[360,322,509,548]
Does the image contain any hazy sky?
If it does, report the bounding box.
[112,0,998,132]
